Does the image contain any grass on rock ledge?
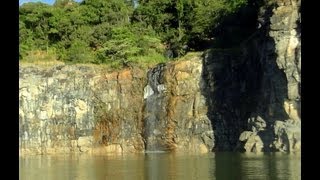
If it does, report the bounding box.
[19,50,206,70]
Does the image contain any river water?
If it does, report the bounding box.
[19,152,300,180]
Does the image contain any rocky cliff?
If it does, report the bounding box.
[238,0,301,152]
[201,0,300,152]
[19,0,300,155]
[19,57,214,155]
[19,65,147,155]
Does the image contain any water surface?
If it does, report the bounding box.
[20,152,300,180]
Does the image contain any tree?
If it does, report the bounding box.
[54,0,74,7]
[66,39,94,63]
[79,0,133,25]
[19,2,54,51]
[19,0,249,65]
[132,0,248,51]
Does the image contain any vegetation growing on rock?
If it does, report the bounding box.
[19,0,250,68]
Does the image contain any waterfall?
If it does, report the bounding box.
[143,64,166,152]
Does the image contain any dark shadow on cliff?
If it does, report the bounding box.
[200,1,290,152]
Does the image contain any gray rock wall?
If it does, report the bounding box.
[143,60,214,153]
[244,0,301,152]
[19,59,214,155]
[201,0,301,152]
[19,65,146,155]
[19,0,300,155]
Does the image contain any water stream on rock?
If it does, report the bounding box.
[143,64,166,152]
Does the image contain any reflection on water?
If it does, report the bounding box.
[215,152,301,180]
[20,152,300,180]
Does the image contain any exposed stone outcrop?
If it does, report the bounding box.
[19,0,300,155]
[143,59,214,153]
[201,0,301,152]
[19,65,146,155]
[244,0,301,152]
[19,58,214,155]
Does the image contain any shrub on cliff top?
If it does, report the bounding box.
[19,0,249,68]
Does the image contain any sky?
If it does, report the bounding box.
[19,0,56,5]
[19,0,83,6]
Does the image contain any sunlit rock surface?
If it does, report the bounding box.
[19,60,214,155]
[19,0,300,155]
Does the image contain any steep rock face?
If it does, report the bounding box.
[143,59,214,153]
[19,65,146,155]
[201,0,301,152]
[19,0,300,155]
[201,49,258,151]
[266,0,301,152]
[245,0,301,152]
[19,59,214,155]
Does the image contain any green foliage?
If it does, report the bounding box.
[19,0,250,68]
[94,25,164,66]
[20,48,57,63]
[79,0,133,25]
[132,0,248,52]
[66,40,94,63]
[54,0,73,7]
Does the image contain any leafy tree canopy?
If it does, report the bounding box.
[20,0,255,67]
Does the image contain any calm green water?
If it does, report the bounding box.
[19,152,300,180]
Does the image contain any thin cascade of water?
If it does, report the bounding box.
[143,64,166,152]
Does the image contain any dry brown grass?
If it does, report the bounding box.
[174,51,203,62]
[20,50,65,68]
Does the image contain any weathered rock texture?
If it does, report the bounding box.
[19,65,147,155]
[19,0,300,155]
[201,0,301,152]
[19,59,214,155]
[143,59,214,153]
[241,0,301,152]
